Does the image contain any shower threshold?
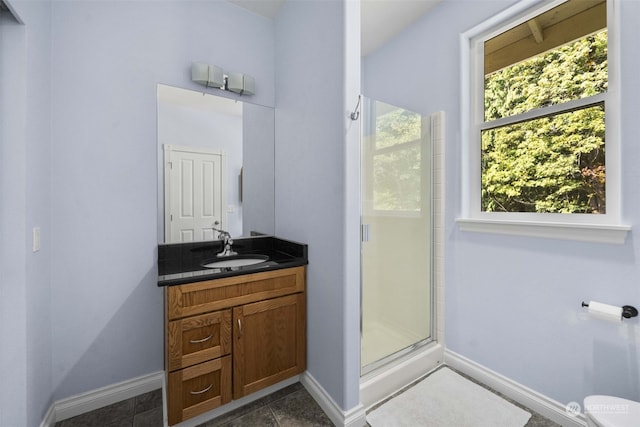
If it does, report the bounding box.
[360,341,443,410]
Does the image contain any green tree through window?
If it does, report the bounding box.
[482,30,607,213]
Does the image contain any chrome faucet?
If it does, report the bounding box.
[213,227,237,257]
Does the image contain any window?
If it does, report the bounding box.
[459,0,630,243]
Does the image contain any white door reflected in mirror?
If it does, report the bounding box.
[164,145,225,243]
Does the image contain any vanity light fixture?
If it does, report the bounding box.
[191,62,255,96]
[227,72,255,96]
[191,62,225,88]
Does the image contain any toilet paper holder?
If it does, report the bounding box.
[581,301,638,319]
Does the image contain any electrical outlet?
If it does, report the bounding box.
[32,227,41,252]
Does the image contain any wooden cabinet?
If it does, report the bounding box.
[167,357,232,425]
[165,267,306,425]
[167,310,232,371]
[233,293,306,399]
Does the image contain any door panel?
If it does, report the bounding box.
[232,293,306,399]
[360,97,433,373]
[165,145,224,243]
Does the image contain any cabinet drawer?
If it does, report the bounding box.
[167,266,305,320]
[167,310,232,372]
[167,356,232,426]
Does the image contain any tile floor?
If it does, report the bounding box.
[53,372,560,427]
[53,388,163,427]
[196,383,333,427]
[52,383,333,427]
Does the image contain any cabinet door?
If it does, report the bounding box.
[233,293,306,399]
[167,309,232,371]
[167,356,232,426]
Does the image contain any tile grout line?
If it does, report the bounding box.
[267,404,282,427]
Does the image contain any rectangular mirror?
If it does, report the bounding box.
[157,84,275,243]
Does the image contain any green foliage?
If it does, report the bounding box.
[482,31,607,213]
[374,144,421,211]
[373,108,422,211]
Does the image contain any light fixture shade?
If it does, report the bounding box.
[227,72,244,94]
[191,62,209,86]
[191,62,224,88]
[207,64,224,88]
[242,74,255,96]
[227,72,255,95]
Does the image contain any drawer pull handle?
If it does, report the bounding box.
[189,383,213,395]
[189,334,213,344]
[237,319,242,338]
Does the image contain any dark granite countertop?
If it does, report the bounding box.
[157,236,308,286]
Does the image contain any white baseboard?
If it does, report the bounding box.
[40,371,164,427]
[444,350,586,427]
[40,404,56,427]
[300,372,367,427]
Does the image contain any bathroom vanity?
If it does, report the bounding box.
[158,236,308,425]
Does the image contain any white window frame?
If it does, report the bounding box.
[458,0,630,244]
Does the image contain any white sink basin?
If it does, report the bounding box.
[202,255,268,269]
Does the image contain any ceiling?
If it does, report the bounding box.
[228,0,442,56]
[485,0,605,75]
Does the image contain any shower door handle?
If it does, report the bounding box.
[361,224,371,242]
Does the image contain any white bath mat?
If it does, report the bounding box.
[367,368,531,427]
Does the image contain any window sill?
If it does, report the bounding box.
[456,218,631,244]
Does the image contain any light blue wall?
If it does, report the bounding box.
[274,0,361,411]
[343,0,363,413]
[1,0,53,425]
[24,0,53,422]
[49,0,275,401]
[364,0,640,405]
[1,2,275,423]
[1,0,367,423]
[1,7,29,426]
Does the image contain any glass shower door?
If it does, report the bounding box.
[360,97,433,374]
